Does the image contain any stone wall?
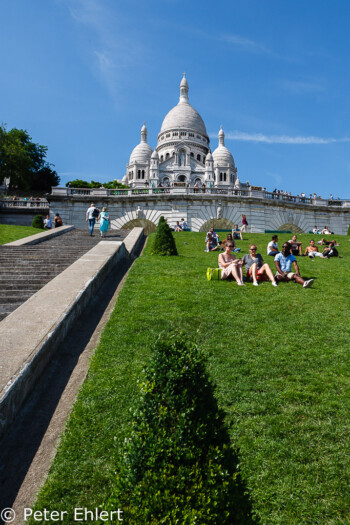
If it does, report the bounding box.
[48,193,350,235]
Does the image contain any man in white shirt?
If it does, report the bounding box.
[267,235,279,256]
[43,215,52,229]
[275,243,314,288]
[86,203,97,236]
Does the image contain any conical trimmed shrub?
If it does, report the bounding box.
[105,333,253,524]
[31,215,44,228]
[152,217,178,256]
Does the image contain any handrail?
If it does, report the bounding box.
[49,187,349,207]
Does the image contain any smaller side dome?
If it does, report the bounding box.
[212,127,235,168]
[151,150,159,159]
[205,151,213,161]
[129,122,153,164]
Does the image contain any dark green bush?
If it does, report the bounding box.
[106,333,253,524]
[152,217,178,256]
[31,214,44,228]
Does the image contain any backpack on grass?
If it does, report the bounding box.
[206,267,222,281]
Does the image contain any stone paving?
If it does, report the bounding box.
[0,228,128,321]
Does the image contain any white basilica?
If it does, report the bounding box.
[124,74,247,189]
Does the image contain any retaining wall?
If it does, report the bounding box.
[0,227,144,439]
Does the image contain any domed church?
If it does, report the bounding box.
[124,74,243,189]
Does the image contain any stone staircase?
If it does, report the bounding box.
[0,228,128,322]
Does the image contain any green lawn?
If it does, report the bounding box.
[32,232,350,524]
[0,224,43,245]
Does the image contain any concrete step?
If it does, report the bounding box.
[0,228,129,322]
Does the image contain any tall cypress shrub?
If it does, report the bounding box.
[152,216,178,256]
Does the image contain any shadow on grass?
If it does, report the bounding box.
[108,333,259,524]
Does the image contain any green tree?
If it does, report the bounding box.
[0,124,59,191]
[152,216,178,256]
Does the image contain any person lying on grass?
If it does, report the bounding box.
[322,241,339,258]
[218,240,244,285]
[275,242,314,288]
[242,244,278,286]
[205,232,219,252]
[304,239,324,258]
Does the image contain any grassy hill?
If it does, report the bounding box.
[31,231,350,524]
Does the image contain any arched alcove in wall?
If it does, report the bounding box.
[122,219,156,234]
[278,223,304,233]
[199,218,234,232]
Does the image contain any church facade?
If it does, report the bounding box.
[124,75,247,190]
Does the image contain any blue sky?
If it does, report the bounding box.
[1,0,350,197]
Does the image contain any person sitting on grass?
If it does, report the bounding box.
[232,224,243,240]
[275,242,314,288]
[304,239,324,258]
[205,232,219,252]
[174,221,183,232]
[242,244,278,287]
[267,235,279,256]
[218,241,244,286]
[181,218,188,231]
[221,233,240,252]
[288,235,302,256]
[206,227,219,244]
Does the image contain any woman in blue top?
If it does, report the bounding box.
[99,207,110,238]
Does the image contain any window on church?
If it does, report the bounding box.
[197,154,201,161]
[166,153,170,159]
[166,133,170,138]
[189,133,194,137]
[142,170,145,179]
[173,132,178,136]
[181,132,186,136]
[190,152,194,157]
[220,172,222,182]
[224,172,227,182]
[160,155,164,162]
[137,170,141,179]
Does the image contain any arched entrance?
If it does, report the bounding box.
[178,175,187,183]
[278,223,304,233]
[199,218,234,232]
[122,219,156,235]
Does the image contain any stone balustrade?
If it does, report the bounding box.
[50,186,348,208]
[0,199,49,208]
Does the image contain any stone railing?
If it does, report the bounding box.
[0,199,49,208]
[50,187,349,207]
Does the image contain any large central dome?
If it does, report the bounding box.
[160,74,207,136]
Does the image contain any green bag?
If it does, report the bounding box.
[207,267,222,281]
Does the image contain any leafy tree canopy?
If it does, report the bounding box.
[0,123,59,192]
[66,178,128,189]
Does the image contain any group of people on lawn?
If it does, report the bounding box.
[205,228,341,288]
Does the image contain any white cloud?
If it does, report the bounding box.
[220,33,270,54]
[281,79,326,94]
[210,130,350,145]
[61,0,145,106]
